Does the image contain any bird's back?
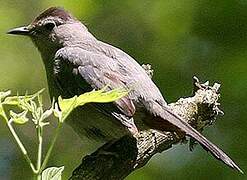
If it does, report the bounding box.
[73,38,168,109]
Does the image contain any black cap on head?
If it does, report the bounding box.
[33,7,75,23]
[7,7,75,36]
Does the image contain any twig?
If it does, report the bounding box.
[70,76,223,180]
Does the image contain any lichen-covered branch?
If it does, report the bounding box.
[70,76,223,180]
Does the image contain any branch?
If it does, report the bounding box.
[70,76,223,180]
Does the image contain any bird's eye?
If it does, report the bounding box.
[44,22,55,31]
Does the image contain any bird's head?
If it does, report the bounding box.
[7,7,93,55]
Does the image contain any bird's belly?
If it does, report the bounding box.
[65,104,131,142]
[47,76,130,141]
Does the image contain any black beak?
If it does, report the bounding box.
[7,26,30,36]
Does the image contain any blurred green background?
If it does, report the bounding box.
[0,0,246,179]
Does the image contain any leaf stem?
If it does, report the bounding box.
[7,119,37,173]
[36,125,43,178]
[40,122,62,172]
[37,132,43,170]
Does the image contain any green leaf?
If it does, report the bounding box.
[58,96,77,114]
[10,110,29,125]
[0,90,11,101]
[57,96,77,122]
[54,103,62,120]
[56,88,128,122]
[41,166,64,180]
[76,88,128,106]
[0,105,5,120]
[41,108,53,121]
[3,89,45,105]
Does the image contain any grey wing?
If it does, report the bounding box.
[54,46,136,117]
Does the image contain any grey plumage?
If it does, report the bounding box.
[54,40,243,173]
[7,7,243,174]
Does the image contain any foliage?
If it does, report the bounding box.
[42,166,64,180]
[0,88,127,180]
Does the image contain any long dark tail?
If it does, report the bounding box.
[156,106,243,173]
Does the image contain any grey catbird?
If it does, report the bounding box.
[7,7,242,173]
